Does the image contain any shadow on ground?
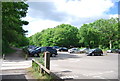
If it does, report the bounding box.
[2,74,27,81]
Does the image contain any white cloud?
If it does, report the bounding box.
[54,0,114,17]
[23,0,116,37]
[109,14,118,18]
[23,18,61,37]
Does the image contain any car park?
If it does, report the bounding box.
[86,48,103,56]
[58,47,68,51]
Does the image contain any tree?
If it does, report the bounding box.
[2,1,29,53]
[53,24,79,47]
[93,18,118,49]
[78,24,100,48]
[29,24,79,48]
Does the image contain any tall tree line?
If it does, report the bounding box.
[2,1,29,54]
[29,18,119,49]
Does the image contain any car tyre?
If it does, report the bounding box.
[92,53,94,56]
[51,54,56,57]
[34,53,39,57]
[90,53,92,55]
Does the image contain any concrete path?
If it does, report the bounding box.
[1,48,33,80]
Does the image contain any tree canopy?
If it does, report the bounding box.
[29,18,119,49]
[29,24,79,48]
[2,1,29,53]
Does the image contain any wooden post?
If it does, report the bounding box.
[25,54,28,60]
[44,51,50,70]
[3,54,5,60]
[40,67,44,74]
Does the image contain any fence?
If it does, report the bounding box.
[32,52,61,79]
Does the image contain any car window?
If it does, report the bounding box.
[63,47,67,49]
[36,47,41,50]
[47,47,53,50]
[41,47,46,52]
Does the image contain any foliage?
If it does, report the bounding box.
[39,53,44,65]
[29,18,119,49]
[2,47,16,55]
[93,18,119,49]
[78,24,100,48]
[27,67,54,80]
[29,24,79,48]
[2,1,29,53]
[78,18,119,49]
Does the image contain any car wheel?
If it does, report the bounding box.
[34,53,38,57]
[89,53,92,56]
[92,53,94,56]
[51,54,56,57]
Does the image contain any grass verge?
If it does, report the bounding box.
[26,67,54,81]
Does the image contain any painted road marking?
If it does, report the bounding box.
[61,75,78,79]
[1,60,32,70]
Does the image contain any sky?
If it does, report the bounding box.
[22,0,119,37]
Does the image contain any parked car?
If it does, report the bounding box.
[68,48,79,53]
[107,49,118,53]
[116,49,120,54]
[58,47,68,51]
[27,46,38,55]
[28,45,36,49]
[86,48,103,56]
[41,47,58,57]
[85,49,91,54]
[30,47,42,57]
[79,48,89,53]
[30,47,58,57]
[52,46,60,50]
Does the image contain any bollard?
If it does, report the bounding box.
[25,54,28,60]
[44,51,50,70]
[3,54,5,60]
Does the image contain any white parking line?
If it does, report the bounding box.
[67,59,80,62]
[61,75,78,79]
[88,71,114,76]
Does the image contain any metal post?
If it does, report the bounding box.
[44,51,50,70]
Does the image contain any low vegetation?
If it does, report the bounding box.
[2,1,29,54]
[27,67,53,80]
[31,57,56,80]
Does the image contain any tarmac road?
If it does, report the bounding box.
[50,52,118,80]
[2,49,118,80]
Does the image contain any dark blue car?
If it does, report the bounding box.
[30,47,58,57]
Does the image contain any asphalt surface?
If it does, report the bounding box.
[1,49,119,80]
[50,52,118,80]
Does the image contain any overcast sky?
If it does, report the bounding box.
[22,0,119,37]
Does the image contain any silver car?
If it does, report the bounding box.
[68,48,80,53]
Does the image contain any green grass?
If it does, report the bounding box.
[27,67,54,80]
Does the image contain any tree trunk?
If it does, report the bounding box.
[109,40,112,49]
